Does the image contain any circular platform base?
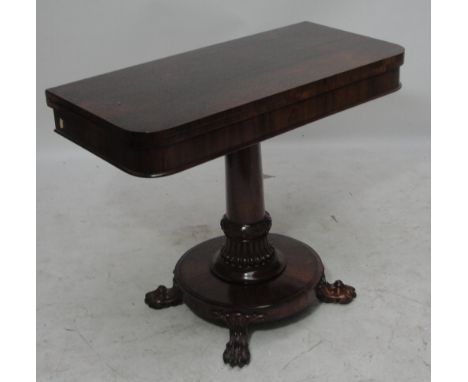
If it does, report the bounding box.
[174,233,324,325]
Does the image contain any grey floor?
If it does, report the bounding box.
[37,103,430,381]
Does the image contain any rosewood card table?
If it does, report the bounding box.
[46,22,404,367]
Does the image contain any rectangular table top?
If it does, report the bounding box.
[46,22,404,177]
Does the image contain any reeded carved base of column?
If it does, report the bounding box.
[210,212,286,283]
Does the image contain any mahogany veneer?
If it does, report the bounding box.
[46,21,404,367]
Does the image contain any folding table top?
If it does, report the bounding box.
[46,21,404,177]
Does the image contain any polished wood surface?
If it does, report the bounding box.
[47,22,403,367]
[225,144,265,224]
[214,143,286,284]
[46,21,404,177]
[176,234,324,321]
[176,234,323,367]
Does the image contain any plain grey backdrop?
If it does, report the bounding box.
[37,1,430,381]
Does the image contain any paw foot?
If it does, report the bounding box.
[145,283,182,309]
[223,329,250,367]
[213,311,263,367]
[316,276,356,304]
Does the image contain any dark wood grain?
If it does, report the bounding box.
[172,233,327,367]
[225,144,265,224]
[212,144,286,284]
[175,234,324,323]
[46,21,404,177]
[47,23,399,367]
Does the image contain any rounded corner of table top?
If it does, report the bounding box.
[45,22,405,178]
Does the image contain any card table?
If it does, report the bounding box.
[46,22,404,367]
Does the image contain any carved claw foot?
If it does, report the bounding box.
[224,324,250,367]
[214,311,264,367]
[145,281,183,309]
[316,275,356,304]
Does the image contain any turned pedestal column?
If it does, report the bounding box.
[145,144,356,367]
